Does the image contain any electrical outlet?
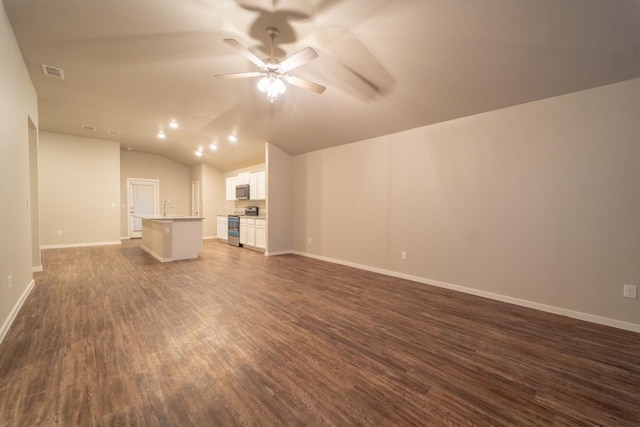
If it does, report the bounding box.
[401,251,407,260]
[308,237,312,244]
[57,230,63,236]
[623,284,637,299]
[7,274,13,289]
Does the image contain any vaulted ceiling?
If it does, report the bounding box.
[4,0,640,171]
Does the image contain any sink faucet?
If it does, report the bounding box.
[163,200,173,216]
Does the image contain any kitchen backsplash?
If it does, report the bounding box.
[227,199,266,215]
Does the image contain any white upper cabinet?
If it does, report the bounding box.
[237,172,250,185]
[249,171,266,200]
[227,171,265,201]
[225,176,238,200]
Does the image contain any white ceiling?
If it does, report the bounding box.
[4,0,640,171]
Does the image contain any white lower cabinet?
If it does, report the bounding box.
[246,219,256,246]
[255,219,266,249]
[240,217,265,250]
[216,216,228,240]
[240,218,248,245]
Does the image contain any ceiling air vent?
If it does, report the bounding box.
[41,64,64,80]
[81,125,96,132]
[108,129,122,135]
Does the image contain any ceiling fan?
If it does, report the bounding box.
[216,27,326,102]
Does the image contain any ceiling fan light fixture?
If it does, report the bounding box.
[258,73,286,102]
[217,27,325,101]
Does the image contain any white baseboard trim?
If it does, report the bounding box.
[120,236,130,240]
[203,235,217,240]
[266,250,294,256]
[41,240,122,250]
[32,266,43,273]
[0,279,36,345]
[294,251,640,333]
[140,244,172,263]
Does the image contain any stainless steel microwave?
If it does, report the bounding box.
[235,184,250,200]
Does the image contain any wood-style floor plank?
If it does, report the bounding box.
[1,239,640,426]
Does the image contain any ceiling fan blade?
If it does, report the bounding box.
[215,71,264,80]
[223,38,265,68]
[285,75,326,94]
[279,47,319,72]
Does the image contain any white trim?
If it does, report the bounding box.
[127,178,160,239]
[140,244,172,263]
[203,235,217,240]
[0,279,35,345]
[265,250,294,256]
[191,180,201,217]
[41,241,122,250]
[294,251,640,334]
[120,236,131,240]
[32,266,43,273]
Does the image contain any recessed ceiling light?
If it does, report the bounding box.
[108,129,122,135]
[228,134,237,143]
[127,147,133,151]
[195,150,203,157]
[169,120,179,129]
[157,131,166,139]
[81,125,96,132]
[209,143,218,151]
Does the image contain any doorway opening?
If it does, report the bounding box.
[127,178,159,238]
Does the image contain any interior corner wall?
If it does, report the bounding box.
[0,1,39,343]
[266,143,293,254]
[120,150,191,238]
[39,132,121,247]
[189,163,224,238]
[190,163,204,216]
[200,164,224,239]
[28,122,41,271]
[292,78,640,329]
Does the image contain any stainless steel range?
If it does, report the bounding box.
[227,215,241,247]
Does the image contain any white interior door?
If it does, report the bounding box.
[127,178,159,238]
[192,180,200,217]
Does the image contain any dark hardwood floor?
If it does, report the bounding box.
[1,239,639,426]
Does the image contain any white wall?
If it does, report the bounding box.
[190,163,225,238]
[28,123,41,270]
[266,143,293,255]
[39,132,121,247]
[293,78,640,330]
[120,150,191,238]
[0,2,39,342]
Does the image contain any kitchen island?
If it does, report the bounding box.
[137,216,204,262]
